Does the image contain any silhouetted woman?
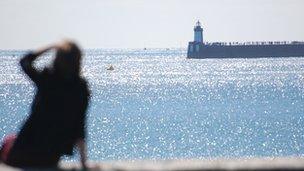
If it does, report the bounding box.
[3,41,90,169]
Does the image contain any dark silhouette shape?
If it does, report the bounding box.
[107,65,114,71]
[1,41,90,169]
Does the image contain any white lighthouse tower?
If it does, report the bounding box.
[194,20,203,43]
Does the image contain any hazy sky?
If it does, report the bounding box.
[1,0,304,49]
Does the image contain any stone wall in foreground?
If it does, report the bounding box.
[1,157,304,171]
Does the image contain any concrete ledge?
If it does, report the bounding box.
[1,157,304,171]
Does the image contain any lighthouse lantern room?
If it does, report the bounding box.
[194,20,203,43]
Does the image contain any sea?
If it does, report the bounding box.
[0,49,304,161]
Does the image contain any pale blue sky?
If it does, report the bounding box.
[0,0,304,49]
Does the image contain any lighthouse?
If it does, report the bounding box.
[187,20,204,58]
[194,20,203,43]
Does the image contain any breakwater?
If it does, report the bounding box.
[187,42,304,58]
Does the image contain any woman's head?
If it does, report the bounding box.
[53,41,82,77]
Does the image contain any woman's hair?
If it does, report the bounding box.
[53,41,82,77]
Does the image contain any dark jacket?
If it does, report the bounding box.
[7,52,90,167]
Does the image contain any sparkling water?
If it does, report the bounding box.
[0,49,304,161]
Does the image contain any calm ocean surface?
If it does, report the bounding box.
[0,49,304,161]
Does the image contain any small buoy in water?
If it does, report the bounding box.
[107,65,114,71]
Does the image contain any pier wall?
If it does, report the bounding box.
[187,42,304,58]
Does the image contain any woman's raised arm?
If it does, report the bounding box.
[20,45,57,84]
